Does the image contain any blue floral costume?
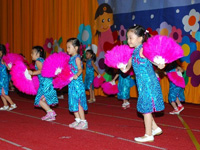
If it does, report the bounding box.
[132,45,165,113]
[34,57,58,106]
[117,71,131,100]
[0,58,9,95]
[84,59,94,90]
[68,55,88,112]
[167,68,185,103]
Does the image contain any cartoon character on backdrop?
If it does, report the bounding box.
[94,3,120,81]
[94,3,120,55]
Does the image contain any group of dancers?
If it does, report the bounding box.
[0,24,185,142]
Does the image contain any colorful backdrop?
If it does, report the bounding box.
[0,0,199,104]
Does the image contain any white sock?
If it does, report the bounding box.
[47,109,53,112]
[81,119,87,123]
[75,118,81,123]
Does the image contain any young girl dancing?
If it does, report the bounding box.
[84,49,100,103]
[112,70,131,109]
[165,61,185,115]
[121,25,165,142]
[28,46,58,121]
[67,38,88,130]
[0,44,17,111]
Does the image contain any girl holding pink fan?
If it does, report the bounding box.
[164,61,185,115]
[28,46,58,121]
[121,25,165,142]
[112,70,131,109]
[84,49,100,103]
[66,38,88,130]
[0,44,17,111]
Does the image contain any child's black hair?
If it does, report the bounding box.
[86,49,96,62]
[67,38,80,54]
[32,46,45,58]
[94,3,113,36]
[127,25,151,43]
[165,61,178,72]
[0,44,7,58]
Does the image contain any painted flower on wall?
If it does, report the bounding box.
[119,25,127,42]
[156,21,172,36]
[95,51,105,74]
[77,24,92,47]
[179,36,197,63]
[53,40,63,53]
[43,38,53,54]
[169,26,182,43]
[195,31,200,42]
[147,27,158,36]
[186,50,200,87]
[182,9,200,34]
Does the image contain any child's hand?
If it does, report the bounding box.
[28,70,32,75]
[73,74,78,79]
[158,64,165,69]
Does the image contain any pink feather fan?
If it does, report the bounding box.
[101,81,119,95]
[105,45,134,69]
[167,71,185,88]
[93,75,105,88]
[143,35,184,64]
[42,52,70,77]
[10,61,39,95]
[53,65,74,89]
[2,53,24,69]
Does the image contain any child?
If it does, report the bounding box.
[121,25,165,142]
[0,44,17,111]
[165,61,185,114]
[66,38,88,130]
[84,49,100,103]
[112,70,131,109]
[28,46,58,121]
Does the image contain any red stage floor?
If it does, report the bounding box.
[0,92,200,150]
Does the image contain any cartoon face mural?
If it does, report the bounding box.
[94,3,114,35]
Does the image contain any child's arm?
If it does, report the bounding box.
[91,60,100,75]
[140,48,165,69]
[112,74,119,82]
[120,57,132,73]
[73,57,83,79]
[28,61,42,75]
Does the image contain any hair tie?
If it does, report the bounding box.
[144,30,149,34]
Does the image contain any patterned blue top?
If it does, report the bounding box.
[167,68,185,103]
[84,59,94,90]
[117,71,131,100]
[68,55,87,112]
[132,45,165,113]
[34,57,58,106]
[0,58,9,95]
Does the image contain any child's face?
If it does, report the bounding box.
[127,31,142,48]
[0,51,2,57]
[66,42,77,56]
[95,12,113,33]
[86,52,92,59]
[31,49,40,61]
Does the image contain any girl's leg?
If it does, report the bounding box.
[2,88,15,105]
[74,104,88,130]
[92,89,96,102]
[134,113,154,142]
[152,117,162,136]
[143,113,153,136]
[176,97,184,112]
[40,96,56,121]
[171,101,178,110]
[78,104,85,120]
[1,96,8,106]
